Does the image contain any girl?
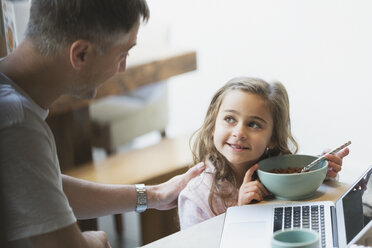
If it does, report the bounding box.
[178,77,349,230]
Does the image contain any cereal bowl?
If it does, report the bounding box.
[257,154,328,200]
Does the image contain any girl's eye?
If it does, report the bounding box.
[224,116,235,124]
[248,122,261,129]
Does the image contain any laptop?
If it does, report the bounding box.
[219,166,372,248]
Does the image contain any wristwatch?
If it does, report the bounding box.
[135,184,147,213]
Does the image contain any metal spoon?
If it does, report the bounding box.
[301,141,351,173]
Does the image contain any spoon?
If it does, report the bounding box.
[301,141,351,173]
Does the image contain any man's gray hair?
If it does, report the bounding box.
[25,0,149,56]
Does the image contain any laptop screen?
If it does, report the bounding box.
[342,167,372,243]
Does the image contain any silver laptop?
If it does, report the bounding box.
[220,166,372,248]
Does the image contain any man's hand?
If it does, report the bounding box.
[147,162,205,210]
[29,223,110,248]
[238,164,269,205]
[83,231,111,248]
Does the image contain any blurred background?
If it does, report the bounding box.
[2,0,372,247]
[144,0,372,183]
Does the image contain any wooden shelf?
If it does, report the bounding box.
[64,136,193,185]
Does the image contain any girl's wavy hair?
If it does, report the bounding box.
[191,77,298,214]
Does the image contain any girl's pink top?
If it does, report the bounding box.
[178,160,238,230]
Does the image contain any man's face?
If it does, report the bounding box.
[73,21,140,99]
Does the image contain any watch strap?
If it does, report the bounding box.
[135,184,147,213]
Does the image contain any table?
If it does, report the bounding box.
[141,180,351,248]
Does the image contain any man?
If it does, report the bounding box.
[0,1,205,247]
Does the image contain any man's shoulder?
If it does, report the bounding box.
[0,83,25,129]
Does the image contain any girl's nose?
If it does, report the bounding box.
[232,123,247,140]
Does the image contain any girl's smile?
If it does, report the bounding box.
[226,142,250,151]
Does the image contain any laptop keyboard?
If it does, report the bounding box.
[273,205,326,248]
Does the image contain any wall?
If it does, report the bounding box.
[142,0,372,183]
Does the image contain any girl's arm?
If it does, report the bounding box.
[178,194,208,230]
[177,166,214,230]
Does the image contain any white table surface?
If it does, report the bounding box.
[141,180,354,248]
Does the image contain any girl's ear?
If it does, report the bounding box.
[268,140,276,150]
[69,40,93,70]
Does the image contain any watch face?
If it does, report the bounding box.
[138,196,147,204]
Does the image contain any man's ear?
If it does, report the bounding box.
[69,40,93,70]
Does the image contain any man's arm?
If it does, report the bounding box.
[26,223,109,248]
[62,175,137,219]
[62,162,205,219]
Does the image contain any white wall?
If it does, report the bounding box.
[141,0,372,184]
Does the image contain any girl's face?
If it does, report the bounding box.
[213,90,274,170]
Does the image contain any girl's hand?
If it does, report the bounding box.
[238,164,269,205]
[323,147,350,179]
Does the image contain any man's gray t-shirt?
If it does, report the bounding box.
[0,73,76,242]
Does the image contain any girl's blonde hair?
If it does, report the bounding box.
[191,77,298,214]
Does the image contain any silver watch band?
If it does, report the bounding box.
[135,184,147,213]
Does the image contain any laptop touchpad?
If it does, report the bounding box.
[220,221,269,247]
